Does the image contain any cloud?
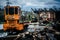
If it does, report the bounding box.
[0,0,60,10]
[16,0,60,8]
[55,0,60,2]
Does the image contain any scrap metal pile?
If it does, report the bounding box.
[0,22,60,40]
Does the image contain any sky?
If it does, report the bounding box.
[0,0,60,11]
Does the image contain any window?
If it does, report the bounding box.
[6,8,8,15]
[15,7,18,14]
[9,7,14,15]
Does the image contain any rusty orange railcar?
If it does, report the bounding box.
[3,6,24,31]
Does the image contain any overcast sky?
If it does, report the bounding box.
[0,0,60,11]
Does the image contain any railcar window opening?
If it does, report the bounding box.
[9,7,14,15]
[6,7,8,15]
[15,7,18,14]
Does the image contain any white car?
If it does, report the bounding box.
[27,22,46,32]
